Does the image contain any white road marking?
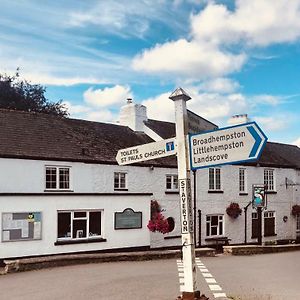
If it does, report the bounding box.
[195,258,228,299]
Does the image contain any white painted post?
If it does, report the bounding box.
[169,88,198,295]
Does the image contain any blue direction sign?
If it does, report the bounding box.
[189,122,267,170]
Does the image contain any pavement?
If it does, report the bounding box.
[1,243,300,275]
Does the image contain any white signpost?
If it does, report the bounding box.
[116,137,176,165]
[116,88,267,299]
[190,122,267,170]
[169,88,199,298]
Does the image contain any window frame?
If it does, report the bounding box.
[208,168,222,191]
[45,166,71,191]
[57,210,103,242]
[166,174,179,191]
[296,215,300,232]
[206,214,224,237]
[114,172,127,190]
[239,168,247,193]
[264,211,276,237]
[264,169,275,192]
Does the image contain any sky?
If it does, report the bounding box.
[1,0,300,146]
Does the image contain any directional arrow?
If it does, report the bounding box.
[116,137,177,166]
[189,122,267,170]
[247,125,263,158]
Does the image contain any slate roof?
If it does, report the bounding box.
[144,119,176,139]
[0,109,299,170]
[0,109,177,167]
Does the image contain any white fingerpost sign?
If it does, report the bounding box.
[116,137,176,165]
[189,122,267,170]
[169,88,198,296]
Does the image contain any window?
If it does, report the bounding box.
[46,166,70,190]
[206,215,224,236]
[297,215,300,232]
[166,175,178,191]
[252,212,258,238]
[114,172,127,190]
[264,169,275,191]
[209,168,221,190]
[264,211,276,236]
[239,168,247,193]
[57,210,102,240]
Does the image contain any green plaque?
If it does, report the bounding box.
[115,208,142,230]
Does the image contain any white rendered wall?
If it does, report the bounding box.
[194,165,299,246]
[0,157,298,252]
[0,195,150,258]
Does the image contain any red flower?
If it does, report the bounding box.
[147,200,170,234]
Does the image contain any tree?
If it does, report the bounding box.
[0,70,68,117]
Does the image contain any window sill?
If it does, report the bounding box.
[208,190,224,194]
[44,190,74,193]
[239,192,248,196]
[114,189,128,192]
[164,235,181,240]
[266,191,277,194]
[55,238,107,246]
[165,191,179,194]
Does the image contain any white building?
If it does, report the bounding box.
[0,101,299,260]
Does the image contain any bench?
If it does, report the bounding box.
[205,237,231,252]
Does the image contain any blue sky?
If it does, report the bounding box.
[1,0,300,146]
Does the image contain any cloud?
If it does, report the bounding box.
[191,0,300,46]
[132,39,246,80]
[86,110,115,123]
[22,73,106,86]
[253,116,289,131]
[133,0,300,81]
[84,85,132,108]
[292,137,300,147]
[67,0,187,38]
[63,101,90,115]
[142,92,175,122]
[199,78,240,94]
[141,88,248,124]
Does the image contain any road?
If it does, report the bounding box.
[0,251,299,300]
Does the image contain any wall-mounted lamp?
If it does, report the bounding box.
[283,216,288,223]
[149,165,154,171]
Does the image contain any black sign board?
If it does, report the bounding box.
[114,208,142,230]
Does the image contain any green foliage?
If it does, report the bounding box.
[0,70,68,117]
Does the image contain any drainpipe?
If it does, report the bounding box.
[244,201,252,244]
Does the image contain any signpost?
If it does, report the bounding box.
[116,137,176,165]
[189,122,267,170]
[116,87,267,299]
[169,88,199,299]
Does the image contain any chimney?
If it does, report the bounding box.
[228,114,250,125]
[119,98,148,132]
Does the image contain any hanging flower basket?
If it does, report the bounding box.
[292,204,300,216]
[226,202,242,219]
[147,200,169,234]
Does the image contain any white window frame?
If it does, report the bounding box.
[239,168,247,193]
[206,214,224,237]
[57,210,103,241]
[114,172,127,190]
[166,174,178,191]
[264,210,276,237]
[209,168,222,191]
[45,166,71,191]
[264,169,275,191]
